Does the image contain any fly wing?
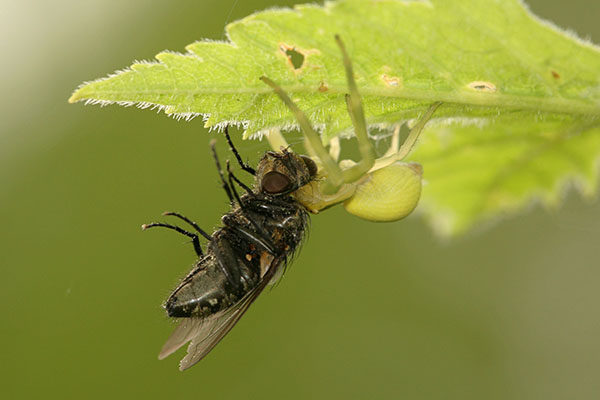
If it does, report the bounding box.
[178,285,263,370]
[158,253,280,370]
[158,318,205,361]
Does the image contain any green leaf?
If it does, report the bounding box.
[69,0,600,235]
[409,114,600,235]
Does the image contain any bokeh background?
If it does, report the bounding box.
[2,1,600,399]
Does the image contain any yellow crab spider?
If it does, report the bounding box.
[260,35,441,222]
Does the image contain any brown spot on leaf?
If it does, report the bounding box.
[551,70,560,79]
[318,81,328,92]
[467,81,497,92]
[381,74,402,87]
[379,65,402,88]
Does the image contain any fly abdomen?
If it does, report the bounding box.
[164,258,233,318]
[164,233,263,318]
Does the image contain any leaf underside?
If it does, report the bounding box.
[69,0,600,235]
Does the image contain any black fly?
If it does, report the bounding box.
[143,127,318,370]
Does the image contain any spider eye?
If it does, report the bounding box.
[261,171,293,194]
[300,155,318,177]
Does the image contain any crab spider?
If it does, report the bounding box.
[260,35,441,222]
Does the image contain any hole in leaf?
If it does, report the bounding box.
[285,48,305,69]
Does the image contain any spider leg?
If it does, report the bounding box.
[370,102,442,171]
[266,128,289,152]
[328,136,341,162]
[383,124,401,158]
[395,102,442,161]
[334,35,375,185]
[260,76,344,194]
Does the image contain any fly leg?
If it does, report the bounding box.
[226,160,253,197]
[224,126,256,176]
[162,212,212,240]
[221,159,280,254]
[210,139,235,205]
[142,221,204,257]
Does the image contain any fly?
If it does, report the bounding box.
[143,128,318,370]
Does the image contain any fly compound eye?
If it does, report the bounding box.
[261,171,293,194]
[300,155,318,178]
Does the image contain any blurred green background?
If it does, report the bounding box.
[2,1,600,399]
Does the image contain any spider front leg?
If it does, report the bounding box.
[370,101,442,171]
[259,77,344,194]
[335,34,376,187]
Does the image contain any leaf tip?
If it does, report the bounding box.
[68,83,93,104]
[68,90,81,104]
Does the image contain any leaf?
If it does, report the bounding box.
[69,0,600,235]
[409,114,600,235]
